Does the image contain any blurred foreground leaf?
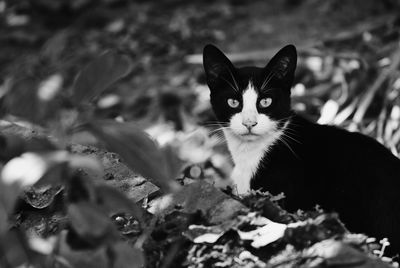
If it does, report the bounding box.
[72,51,132,105]
[0,231,30,267]
[86,120,180,192]
[1,151,69,188]
[95,184,145,224]
[68,202,117,245]
[112,242,145,268]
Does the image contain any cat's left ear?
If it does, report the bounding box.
[203,44,237,90]
[264,44,297,83]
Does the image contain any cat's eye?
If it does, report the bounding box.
[227,98,240,108]
[259,98,272,108]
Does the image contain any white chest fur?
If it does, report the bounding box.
[224,130,282,195]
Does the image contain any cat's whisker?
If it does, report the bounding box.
[282,126,301,137]
[276,116,297,125]
[282,132,301,144]
[226,67,240,92]
[204,122,230,127]
[261,70,277,91]
[220,69,239,92]
[283,130,302,143]
[209,126,231,135]
[278,135,299,159]
[211,133,228,145]
[222,78,238,92]
[260,71,274,90]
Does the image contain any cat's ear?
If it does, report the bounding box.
[203,44,237,90]
[264,44,297,82]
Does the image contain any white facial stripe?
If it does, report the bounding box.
[241,82,258,124]
[224,81,286,195]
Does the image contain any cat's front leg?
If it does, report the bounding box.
[231,166,252,195]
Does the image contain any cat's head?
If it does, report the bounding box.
[203,44,297,141]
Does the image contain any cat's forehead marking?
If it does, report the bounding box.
[242,81,258,112]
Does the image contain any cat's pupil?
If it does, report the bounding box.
[227,98,239,108]
[259,98,272,108]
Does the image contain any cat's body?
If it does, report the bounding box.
[203,44,400,254]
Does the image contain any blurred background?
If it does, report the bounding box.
[1,0,400,182]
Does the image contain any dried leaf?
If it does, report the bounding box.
[72,51,132,105]
[185,225,225,244]
[238,220,287,248]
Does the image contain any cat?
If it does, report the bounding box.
[203,44,400,254]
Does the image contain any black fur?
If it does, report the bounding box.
[203,44,400,254]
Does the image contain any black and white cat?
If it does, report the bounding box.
[203,44,400,253]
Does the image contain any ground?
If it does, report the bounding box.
[1,0,400,267]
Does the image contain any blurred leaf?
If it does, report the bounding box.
[1,151,69,188]
[0,133,58,163]
[3,78,41,122]
[0,134,25,162]
[0,230,30,267]
[112,242,145,268]
[68,154,104,180]
[27,235,57,255]
[161,145,183,182]
[41,31,69,62]
[72,51,132,105]
[34,162,68,189]
[0,180,20,220]
[58,231,109,268]
[66,172,95,203]
[68,202,116,243]
[1,153,51,187]
[86,120,180,192]
[37,74,63,102]
[3,77,63,124]
[95,184,145,224]
[0,202,7,234]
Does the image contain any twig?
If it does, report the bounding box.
[353,43,400,125]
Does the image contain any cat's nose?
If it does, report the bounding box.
[242,121,257,129]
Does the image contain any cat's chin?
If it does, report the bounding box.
[237,133,262,141]
[224,129,267,142]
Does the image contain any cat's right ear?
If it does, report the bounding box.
[203,44,236,89]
